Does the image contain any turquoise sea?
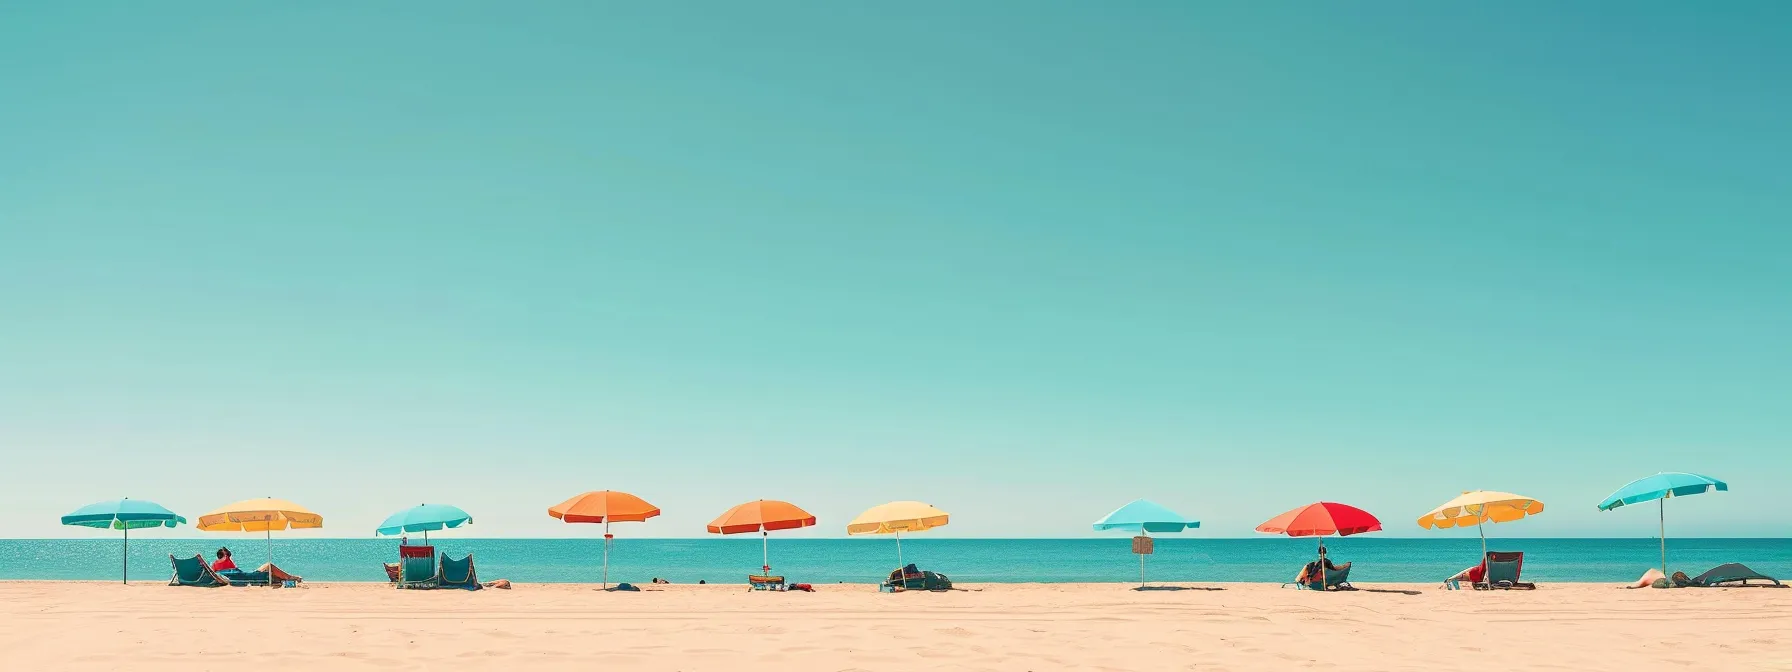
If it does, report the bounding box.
[3,538,1789,585]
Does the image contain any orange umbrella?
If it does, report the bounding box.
[549,490,660,588]
[707,499,816,576]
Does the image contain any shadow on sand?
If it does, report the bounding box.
[1133,585,1226,592]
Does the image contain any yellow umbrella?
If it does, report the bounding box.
[1417,491,1543,557]
[847,501,949,576]
[197,498,323,579]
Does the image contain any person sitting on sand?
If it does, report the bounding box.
[212,547,237,572]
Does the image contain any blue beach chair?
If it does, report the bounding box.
[169,554,230,587]
[438,553,480,590]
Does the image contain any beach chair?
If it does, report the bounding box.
[1474,551,1535,590]
[1675,563,1782,588]
[396,545,438,589]
[438,553,480,590]
[222,570,272,586]
[384,562,401,583]
[748,575,786,591]
[1301,563,1354,591]
[170,554,230,587]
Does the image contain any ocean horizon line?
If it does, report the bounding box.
[7,535,1769,541]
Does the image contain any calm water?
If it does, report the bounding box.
[3,538,1788,584]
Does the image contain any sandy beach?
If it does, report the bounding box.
[2,581,1787,671]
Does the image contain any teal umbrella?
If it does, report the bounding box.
[374,503,473,542]
[1598,472,1727,576]
[61,498,186,584]
[1093,499,1200,587]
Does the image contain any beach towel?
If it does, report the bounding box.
[1674,563,1781,588]
[170,554,230,587]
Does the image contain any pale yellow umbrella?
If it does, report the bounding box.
[1417,491,1543,557]
[847,501,949,577]
[197,498,323,582]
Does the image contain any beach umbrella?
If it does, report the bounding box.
[196,498,323,583]
[707,499,817,576]
[60,498,186,584]
[846,501,949,577]
[1598,472,1728,576]
[374,503,473,542]
[549,490,660,588]
[1092,499,1199,587]
[1417,491,1544,558]
[1256,502,1381,587]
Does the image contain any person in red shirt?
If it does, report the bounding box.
[211,547,237,572]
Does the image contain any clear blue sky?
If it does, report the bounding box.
[2,2,1786,540]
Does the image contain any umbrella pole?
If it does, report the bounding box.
[424,529,429,544]
[761,530,770,576]
[122,526,129,585]
[603,520,611,589]
[1659,497,1667,576]
[267,528,274,588]
[1318,537,1326,591]
[896,530,904,576]
[1478,518,1487,559]
[1139,530,1149,588]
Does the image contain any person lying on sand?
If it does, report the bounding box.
[1625,568,1667,589]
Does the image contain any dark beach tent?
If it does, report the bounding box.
[1677,563,1781,588]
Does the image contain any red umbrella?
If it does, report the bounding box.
[1256,502,1382,537]
[1257,502,1381,589]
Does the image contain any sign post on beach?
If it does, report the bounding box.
[1132,536,1153,587]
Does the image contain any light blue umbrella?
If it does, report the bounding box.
[1093,499,1200,586]
[1598,472,1727,575]
[61,498,186,584]
[375,503,473,542]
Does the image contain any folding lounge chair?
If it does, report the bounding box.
[384,562,402,582]
[222,570,272,586]
[396,545,438,589]
[170,554,231,587]
[748,575,786,591]
[1474,551,1536,590]
[1303,563,1354,591]
[438,553,480,590]
[1676,563,1782,588]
